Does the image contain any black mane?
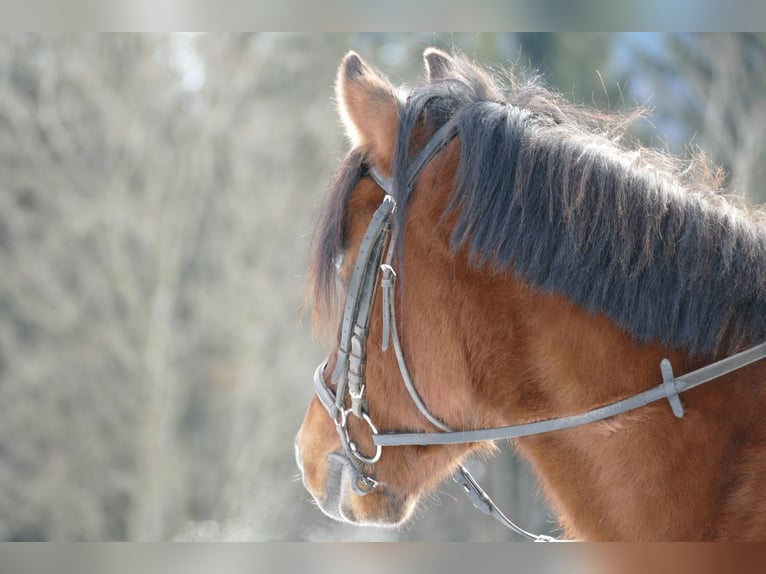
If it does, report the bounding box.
[312,56,766,355]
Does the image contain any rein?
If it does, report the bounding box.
[374,341,766,446]
[312,118,766,541]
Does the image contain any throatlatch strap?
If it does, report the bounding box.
[454,465,558,542]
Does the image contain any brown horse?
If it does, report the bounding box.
[295,48,766,541]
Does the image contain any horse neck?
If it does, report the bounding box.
[457,270,766,540]
[402,162,766,540]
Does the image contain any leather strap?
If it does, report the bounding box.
[330,196,396,415]
[368,119,458,198]
[454,465,559,542]
[404,120,458,188]
[374,341,766,447]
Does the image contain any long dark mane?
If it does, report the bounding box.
[311,56,766,355]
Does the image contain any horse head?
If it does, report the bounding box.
[296,50,498,526]
[296,48,766,540]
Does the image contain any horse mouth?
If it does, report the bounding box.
[315,453,358,523]
[311,453,413,527]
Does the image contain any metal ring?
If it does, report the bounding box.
[343,409,383,464]
[334,405,347,429]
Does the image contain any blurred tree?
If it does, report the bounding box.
[0,33,353,541]
[514,32,620,109]
[0,34,176,540]
[631,33,766,202]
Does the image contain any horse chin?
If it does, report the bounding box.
[313,454,415,528]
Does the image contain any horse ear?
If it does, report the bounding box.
[335,52,398,166]
[423,47,455,81]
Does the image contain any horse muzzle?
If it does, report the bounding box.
[295,438,413,527]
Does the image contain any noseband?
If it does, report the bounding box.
[311,118,766,540]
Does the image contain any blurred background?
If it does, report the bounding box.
[1,33,765,541]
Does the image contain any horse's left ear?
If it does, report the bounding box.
[336,52,398,169]
[424,48,456,81]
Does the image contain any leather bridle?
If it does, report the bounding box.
[312,118,766,541]
[312,120,459,496]
[313,119,561,540]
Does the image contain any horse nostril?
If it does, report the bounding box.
[294,441,304,473]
